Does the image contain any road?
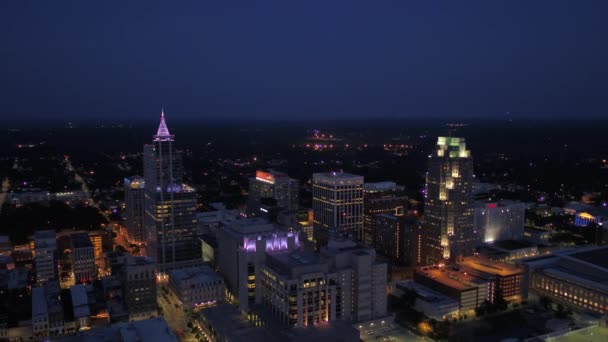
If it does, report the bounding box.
[157,285,198,341]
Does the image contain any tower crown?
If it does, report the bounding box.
[154,109,173,141]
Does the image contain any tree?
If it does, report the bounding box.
[540,296,552,310]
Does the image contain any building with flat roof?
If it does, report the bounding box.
[474,200,525,243]
[248,169,299,216]
[482,239,539,261]
[70,232,96,284]
[523,226,551,245]
[321,238,388,322]
[518,246,608,315]
[56,317,178,342]
[393,280,459,320]
[198,303,359,342]
[363,182,407,246]
[458,256,524,302]
[70,284,91,330]
[216,218,300,309]
[169,265,224,308]
[414,265,488,313]
[374,214,416,264]
[34,230,57,286]
[32,281,64,337]
[312,172,364,244]
[124,256,157,321]
[124,176,146,245]
[259,250,338,327]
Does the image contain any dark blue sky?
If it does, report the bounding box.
[1,0,607,121]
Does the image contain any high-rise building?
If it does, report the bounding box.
[215,218,300,309]
[124,176,146,245]
[124,256,157,321]
[423,137,475,264]
[363,182,407,246]
[248,170,299,216]
[474,200,526,243]
[143,110,200,271]
[321,238,387,322]
[70,233,96,284]
[34,230,57,286]
[312,172,364,245]
[374,214,416,265]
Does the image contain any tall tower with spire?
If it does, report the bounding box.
[143,110,199,271]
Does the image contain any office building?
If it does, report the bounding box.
[363,182,407,246]
[259,250,338,326]
[478,240,538,262]
[70,233,96,284]
[457,256,524,302]
[32,281,64,338]
[321,238,388,322]
[423,136,475,264]
[143,110,200,270]
[312,172,364,244]
[393,280,459,320]
[523,226,551,245]
[169,265,225,308]
[57,318,178,342]
[248,170,299,215]
[414,266,487,313]
[374,214,415,264]
[70,284,91,330]
[474,200,525,243]
[124,256,157,320]
[519,246,608,315]
[34,230,57,286]
[124,176,146,245]
[216,218,300,309]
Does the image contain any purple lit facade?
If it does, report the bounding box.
[242,232,300,252]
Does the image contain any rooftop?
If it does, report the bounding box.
[458,257,524,277]
[57,317,177,342]
[570,248,608,269]
[71,232,93,249]
[313,172,363,182]
[416,266,483,291]
[223,218,279,236]
[492,239,536,251]
[169,265,222,284]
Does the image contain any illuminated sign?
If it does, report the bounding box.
[256,171,275,184]
[486,203,498,209]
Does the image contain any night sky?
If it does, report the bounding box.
[1,0,607,121]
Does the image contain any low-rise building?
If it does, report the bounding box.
[32,281,64,337]
[519,246,608,315]
[169,266,225,308]
[523,226,551,245]
[393,280,459,320]
[413,266,488,314]
[457,256,525,302]
[479,239,538,261]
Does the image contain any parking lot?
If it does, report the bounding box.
[356,319,429,342]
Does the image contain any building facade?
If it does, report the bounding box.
[363,182,407,246]
[312,172,364,244]
[248,170,299,214]
[423,137,475,264]
[216,218,300,309]
[124,176,146,245]
[374,214,415,265]
[124,256,157,320]
[474,200,525,243]
[34,230,57,286]
[70,233,96,284]
[169,266,225,309]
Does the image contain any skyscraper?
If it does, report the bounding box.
[247,170,299,216]
[124,176,145,245]
[312,172,364,244]
[143,110,199,271]
[363,182,407,246]
[423,137,475,264]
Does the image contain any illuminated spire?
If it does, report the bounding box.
[156,108,171,137]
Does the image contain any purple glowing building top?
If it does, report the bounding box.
[154,109,173,141]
